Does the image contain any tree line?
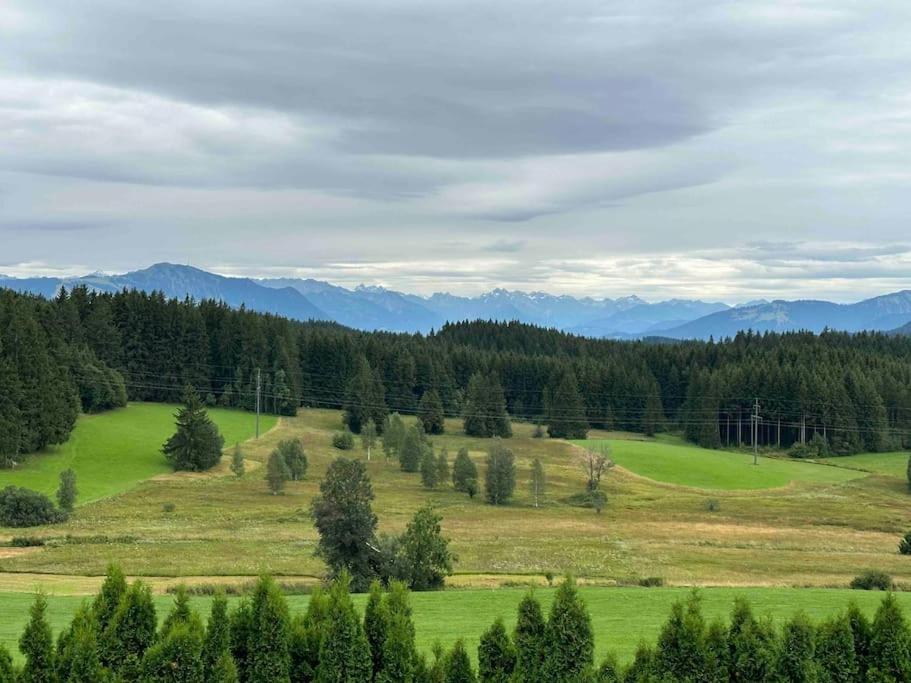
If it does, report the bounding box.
[4,566,911,682]
[4,286,911,463]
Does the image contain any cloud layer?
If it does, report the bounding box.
[2,1,911,300]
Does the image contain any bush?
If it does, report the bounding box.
[332,431,355,450]
[899,532,911,556]
[705,499,721,512]
[789,433,830,459]
[851,570,894,591]
[10,536,45,547]
[162,502,176,513]
[0,486,65,527]
[638,577,665,587]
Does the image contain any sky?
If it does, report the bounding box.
[2,1,911,302]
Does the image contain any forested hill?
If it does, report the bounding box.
[2,286,911,465]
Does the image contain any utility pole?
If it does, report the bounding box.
[751,398,761,465]
[255,368,262,439]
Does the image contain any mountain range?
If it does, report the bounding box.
[2,263,910,339]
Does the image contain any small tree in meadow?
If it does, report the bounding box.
[529,458,545,508]
[56,467,77,514]
[485,440,516,505]
[436,448,450,488]
[266,450,290,495]
[420,449,438,489]
[418,389,446,435]
[396,505,454,591]
[452,448,478,495]
[362,419,378,460]
[231,443,245,478]
[162,387,225,471]
[276,439,308,481]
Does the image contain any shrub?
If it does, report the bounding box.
[899,532,911,556]
[10,536,45,547]
[0,486,65,527]
[332,430,354,450]
[850,570,894,591]
[639,577,665,587]
[705,498,721,512]
[162,502,176,513]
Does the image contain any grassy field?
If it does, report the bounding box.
[1,585,909,664]
[1,408,910,592]
[0,403,276,503]
[819,451,910,479]
[574,436,864,490]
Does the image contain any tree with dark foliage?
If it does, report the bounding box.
[162,388,225,472]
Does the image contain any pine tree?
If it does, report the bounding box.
[512,593,546,683]
[266,450,291,495]
[56,468,77,514]
[545,372,588,439]
[529,459,545,508]
[484,440,516,505]
[247,576,291,683]
[315,573,373,683]
[443,640,476,683]
[362,419,378,461]
[377,607,417,683]
[463,373,511,439]
[867,593,911,682]
[452,448,478,496]
[161,585,195,636]
[19,593,55,683]
[162,387,225,471]
[703,619,729,683]
[775,612,819,683]
[542,577,594,680]
[477,618,515,683]
[435,448,450,488]
[343,357,388,434]
[418,389,446,435]
[420,449,438,489]
[231,443,245,478]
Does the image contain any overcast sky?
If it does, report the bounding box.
[2,1,911,302]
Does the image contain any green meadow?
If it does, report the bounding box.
[0,403,276,503]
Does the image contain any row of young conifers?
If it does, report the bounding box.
[3,566,910,683]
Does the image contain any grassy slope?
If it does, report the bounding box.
[820,452,909,479]
[574,436,863,490]
[0,586,909,664]
[0,403,276,503]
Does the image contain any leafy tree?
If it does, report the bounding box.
[418,389,445,435]
[477,618,515,683]
[0,486,63,527]
[462,373,511,439]
[311,458,379,590]
[362,419,378,461]
[544,372,588,439]
[512,593,546,683]
[420,449,438,489]
[382,413,406,460]
[266,450,291,495]
[315,573,372,683]
[529,459,545,508]
[775,612,819,683]
[247,576,291,683]
[19,593,55,683]
[396,505,454,591]
[162,387,225,471]
[400,426,425,474]
[230,443,245,478]
[435,449,450,488]
[343,356,387,435]
[276,439,308,481]
[56,468,77,514]
[484,440,516,505]
[452,448,478,495]
[867,593,911,682]
[333,430,355,450]
[542,577,593,681]
[443,640,476,683]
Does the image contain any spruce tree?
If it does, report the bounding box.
[867,593,911,682]
[58,605,103,683]
[266,450,291,495]
[247,576,291,683]
[161,585,195,636]
[477,618,515,683]
[377,609,417,683]
[315,574,373,683]
[512,593,546,683]
[56,468,77,514]
[443,640,476,683]
[435,448,450,488]
[420,449,438,489]
[162,387,225,471]
[342,357,388,434]
[594,654,621,683]
[545,372,588,439]
[418,389,446,435]
[0,644,15,683]
[529,459,545,508]
[462,373,511,439]
[400,426,424,473]
[846,601,872,679]
[231,443,245,478]
[484,440,516,505]
[542,577,594,680]
[703,619,730,683]
[19,593,55,683]
[452,448,478,496]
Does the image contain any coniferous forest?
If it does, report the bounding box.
[2,286,911,465]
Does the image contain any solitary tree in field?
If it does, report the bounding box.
[485,440,516,505]
[231,443,245,478]
[452,448,478,497]
[162,388,225,472]
[529,459,545,508]
[420,449,438,489]
[436,448,450,487]
[396,505,454,591]
[578,445,614,492]
[266,451,290,495]
[399,426,424,473]
[382,413,406,460]
[276,439,308,480]
[57,468,77,513]
[311,458,378,590]
[362,419,377,461]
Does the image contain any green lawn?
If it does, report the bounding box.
[573,437,865,490]
[819,452,909,479]
[0,403,276,503]
[0,585,907,665]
